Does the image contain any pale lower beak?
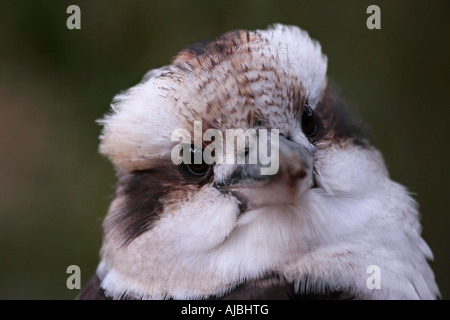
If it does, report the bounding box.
[217,136,314,210]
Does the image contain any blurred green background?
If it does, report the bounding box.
[0,0,448,299]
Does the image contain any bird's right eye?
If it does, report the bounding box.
[185,162,210,176]
[183,146,211,176]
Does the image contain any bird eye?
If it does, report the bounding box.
[186,162,210,176]
[184,146,211,176]
[301,102,317,137]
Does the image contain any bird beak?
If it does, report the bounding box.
[216,135,314,211]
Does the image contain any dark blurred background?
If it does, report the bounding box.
[0,0,448,299]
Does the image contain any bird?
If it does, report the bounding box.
[77,24,439,300]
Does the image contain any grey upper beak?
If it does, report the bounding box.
[216,135,314,210]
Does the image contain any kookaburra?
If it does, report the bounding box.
[78,24,439,300]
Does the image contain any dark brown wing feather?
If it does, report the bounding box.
[76,273,356,300]
[76,275,110,300]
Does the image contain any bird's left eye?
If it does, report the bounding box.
[301,102,317,137]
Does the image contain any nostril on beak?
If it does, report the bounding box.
[295,169,307,179]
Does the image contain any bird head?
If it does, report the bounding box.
[93,24,438,300]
